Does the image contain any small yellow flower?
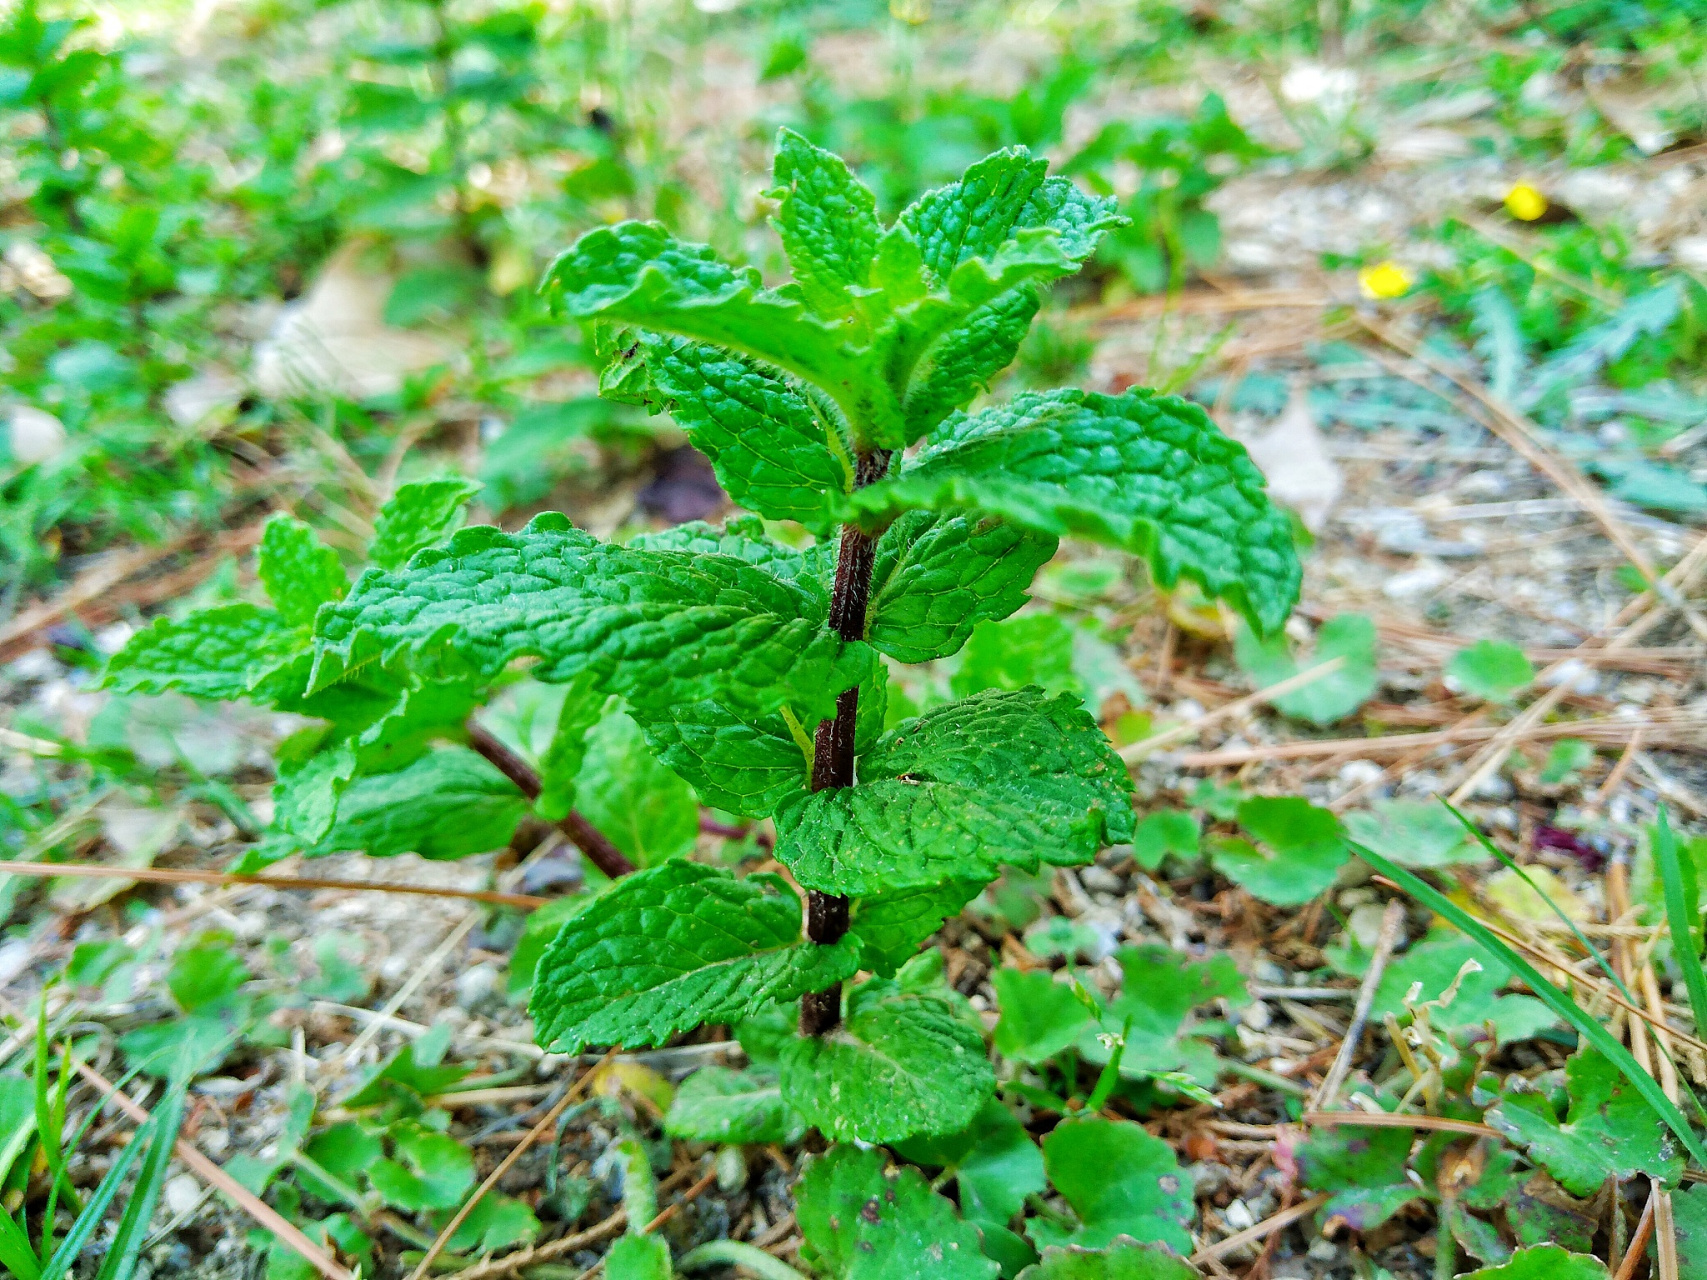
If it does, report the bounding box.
[1358,260,1412,300]
[1505,182,1548,222]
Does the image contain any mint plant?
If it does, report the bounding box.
[100,477,638,881]
[271,131,1298,1148]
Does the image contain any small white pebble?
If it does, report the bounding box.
[164,1174,202,1217]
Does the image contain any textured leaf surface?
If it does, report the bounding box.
[850,877,983,975]
[952,613,1082,702]
[1016,1241,1201,1280]
[258,516,347,626]
[102,604,306,704]
[603,1235,672,1280]
[663,1066,804,1146]
[630,652,883,819]
[368,476,482,570]
[292,747,527,861]
[1485,1048,1683,1195]
[900,148,1116,284]
[770,128,880,315]
[780,980,993,1144]
[847,389,1300,636]
[530,862,860,1053]
[777,689,1132,896]
[313,515,872,723]
[866,512,1058,663]
[541,220,896,444]
[797,1145,998,1280]
[1033,1117,1193,1254]
[572,708,699,866]
[639,337,848,525]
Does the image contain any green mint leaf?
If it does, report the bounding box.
[1485,1047,1684,1196]
[627,515,830,590]
[1445,638,1535,704]
[895,1097,1046,1231]
[273,679,485,845]
[286,747,527,861]
[313,515,873,724]
[368,476,482,570]
[1231,612,1378,726]
[633,696,811,819]
[1032,1116,1194,1255]
[879,152,1119,443]
[1016,1241,1200,1280]
[571,707,699,867]
[629,657,883,820]
[590,321,660,409]
[1209,796,1349,907]
[849,877,983,976]
[541,221,895,446]
[663,1066,805,1146]
[535,673,605,821]
[899,148,1119,286]
[847,389,1301,637]
[529,862,860,1053]
[508,893,601,998]
[1294,1123,1419,1232]
[258,515,347,626]
[951,612,1082,702]
[769,127,881,315]
[1457,1246,1609,1280]
[777,689,1133,896]
[992,967,1095,1064]
[797,1145,998,1280]
[101,604,306,703]
[780,980,993,1144]
[866,512,1058,663]
[637,337,849,526]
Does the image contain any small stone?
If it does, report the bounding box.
[1240,1001,1272,1030]
[715,1146,748,1193]
[1079,865,1122,894]
[1348,902,1390,951]
[456,963,499,1009]
[164,1173,202,1216]
[1224,1199,1257,1230]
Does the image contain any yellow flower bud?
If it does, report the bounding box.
[1358,260,1413,300]
[1504,182,1548,221]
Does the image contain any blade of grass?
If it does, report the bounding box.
[93,1071,190,1280]
[1351,839,1707,1172]
[1653,807,1707,1039]
[1441,800,1639,1006]
[0,1206,41,1280]
[39,1109,160,1280]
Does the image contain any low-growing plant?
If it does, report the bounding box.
[101,131,1302,1272]
[1063,94,1268,294]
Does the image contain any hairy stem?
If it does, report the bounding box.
[799,449,890,1037]
[466,721,637,880]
